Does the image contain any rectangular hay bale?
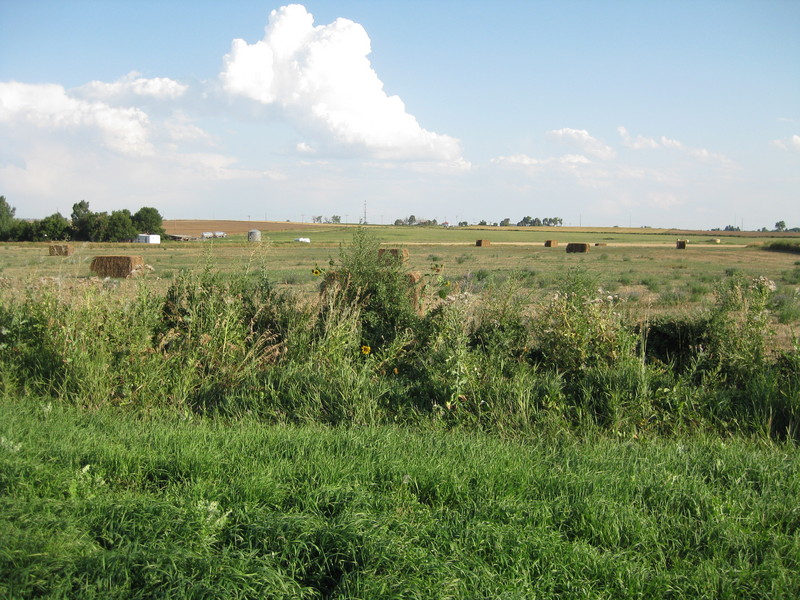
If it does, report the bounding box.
[566,243,591,253]
[90,255,144,278]
[48,244,74,256]
[544,240,558,247]
[676,240,687,250]
[475,239,491,247]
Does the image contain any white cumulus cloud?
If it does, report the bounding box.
[220,4,464,164]
[0,81,153,156]
[546,128,616,160]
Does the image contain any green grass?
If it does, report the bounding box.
[2,400,798,599]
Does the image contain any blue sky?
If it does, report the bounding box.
[1,0,798,229]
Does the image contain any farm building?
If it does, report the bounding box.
[135,234,160,244]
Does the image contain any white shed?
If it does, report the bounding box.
[135,234,161,244]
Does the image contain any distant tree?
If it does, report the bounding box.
[478,220,488,226]
[407,215,416,226]
[393,218,405,226]
[517,216,533,226]
[500,218,511,227]
[775,220,787,232]
[723,225,741,232]
[532,217,542,226]
[330,215,341,224]
[132,206,165,235]
[458,221,468,227]
[70,200,94,240]
[34,212,71,241]
[0,196,16,241]
[106,210,137,242]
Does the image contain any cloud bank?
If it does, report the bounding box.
[220,4,465,165]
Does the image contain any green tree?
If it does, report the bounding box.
[87,212,110,242]
[34,212,71,241]
[0,196,16,241]
[775,220,787,232]
[70,200,94,241]
[106,210,137,242]
[132,206,165,235]
[500,218,511,227]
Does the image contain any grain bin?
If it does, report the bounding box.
[248,229,262,242]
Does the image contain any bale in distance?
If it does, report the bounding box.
[48,244,74,256]
[594,242,608,247]
[476,239,491,247]
[544,240,558,247]
[248,229,262,242]
[90,256,144,278]
[676,240,687,250]
[566,243,591,253]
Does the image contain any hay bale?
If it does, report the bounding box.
[48,244,74,256]
[566,243,591,253]
[248,229,261,242]
[594,242,608,247]
[676,240,687,250]
[475,239,491,247]
[544,240,558,247]
[378,248,409,262]
[90,255,144,278]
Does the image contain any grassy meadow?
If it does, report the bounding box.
[1,224,799,598]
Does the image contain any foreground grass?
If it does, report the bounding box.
[1,400,798,599]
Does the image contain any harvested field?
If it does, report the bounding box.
[163,219,337,237]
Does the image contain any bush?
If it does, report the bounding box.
[329,228,422,350]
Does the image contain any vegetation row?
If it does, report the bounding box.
[1,228,797,440]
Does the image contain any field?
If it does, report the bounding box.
[1,224,799,598]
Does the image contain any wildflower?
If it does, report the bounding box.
[361,345,371,355]
[311,267,322,276]
[393,367,399,375]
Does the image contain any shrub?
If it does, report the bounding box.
[330,228,422,349]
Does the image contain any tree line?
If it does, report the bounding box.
[0,197,165,242]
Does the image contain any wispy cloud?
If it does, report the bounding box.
[617,126,737,168]
[220,4,465,165]
[546,128,616,160]
[772,134,800,151]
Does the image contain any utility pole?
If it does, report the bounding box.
[363,199,367,225]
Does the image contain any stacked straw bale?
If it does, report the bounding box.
[544,240,558,247]
[48,245,74,256]
[475,239,491,247]
[90,255,144,278]
[676,240,687,250]
[566,243,591,253]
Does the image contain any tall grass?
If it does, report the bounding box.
[1,400,798,599]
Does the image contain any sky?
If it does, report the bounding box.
[1,0,798,230]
